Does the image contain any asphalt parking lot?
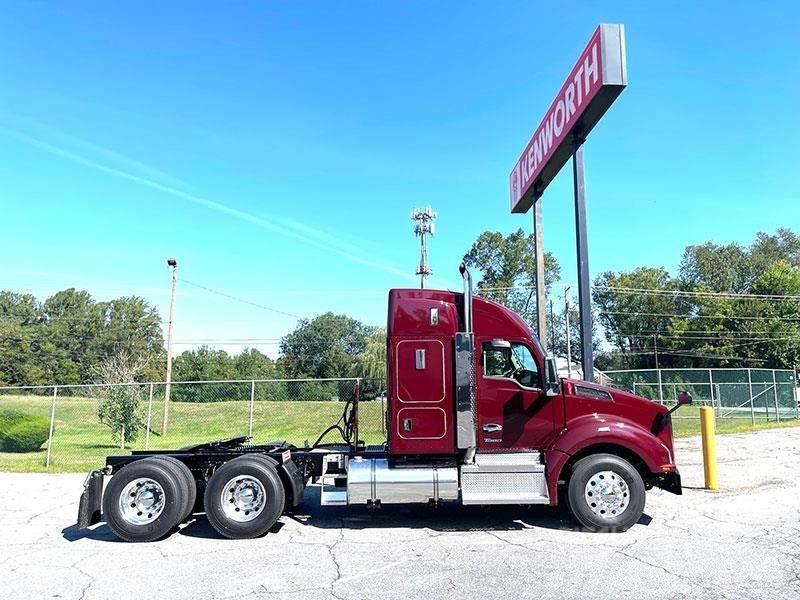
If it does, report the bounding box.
[2,427,799,600]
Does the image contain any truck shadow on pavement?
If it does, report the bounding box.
[282,485,652,534]
[60,519,285,542]
[61,485,652,542]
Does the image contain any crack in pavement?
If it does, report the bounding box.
[74,566,96,600]
[483,530,549,556]
[326,522,346,600]
[24,501,75,525]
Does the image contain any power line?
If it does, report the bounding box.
[598,310,800,321]
[172,341,282,346]
[612,329,800,337]
[181,279,304,319]
[593,286,800,301]
[480,284,800,302]
[614,333,800,342]
[601,349,767,363]
[614,328,800,335]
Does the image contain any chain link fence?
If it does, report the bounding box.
[3,369,798,471]
[0,377,386,472]
[604,368,799,422]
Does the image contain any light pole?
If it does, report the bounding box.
[564,286,572,379]
[162,258,178,435]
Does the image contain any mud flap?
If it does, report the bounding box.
[77,470,104,528]
[656,471,682,495]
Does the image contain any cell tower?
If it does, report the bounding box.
[411,205,437,288]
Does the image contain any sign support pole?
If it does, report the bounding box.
[532,196,547,351]
[572,135,594,381]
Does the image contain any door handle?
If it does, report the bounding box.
[482,423,502,433]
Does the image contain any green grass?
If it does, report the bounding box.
[0,394,385,473]
[0,394,797,472]
[671,405,800,437]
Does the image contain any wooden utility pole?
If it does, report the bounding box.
[653,334,659,370]
[654,333,663,404]
[163,258,178,435]
[565,286,572,378]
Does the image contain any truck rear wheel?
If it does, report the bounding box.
[203,455,285,539]
[566,453,645,533]
[103,458,186,542]
[148,456,197,522]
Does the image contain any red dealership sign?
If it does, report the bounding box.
[509,24,627,213]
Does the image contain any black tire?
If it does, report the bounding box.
[566,453,646,533]
[103,458,185,542]
[204,455,286,539]
[149,456,197,523]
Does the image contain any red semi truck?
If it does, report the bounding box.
[77,264,689,541]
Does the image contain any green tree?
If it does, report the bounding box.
[94,296,164,380]
[172,346,238,382]
[280,313,374,379]
[234,348,277,380]
[462,229,560,325]
[0,288,165,386]
[596,229,800,371]
[738,261,800,368]
[0,321,78,385]
[41,289,103,383]
[680,242,753,293]
[94,349,148,448]
[0,291,41,325]
[0,293,79,385]
[751,228,800,268]
[355,329,387,380]
[593,267,691,370]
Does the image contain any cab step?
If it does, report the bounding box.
[460,452,549,505]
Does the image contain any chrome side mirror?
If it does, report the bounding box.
[545,356,560,397]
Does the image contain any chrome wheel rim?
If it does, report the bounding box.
[220,476,266,522]
[119,478,166,525]
[584,470,629,519]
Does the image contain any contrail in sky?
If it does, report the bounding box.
[5,127,414,281]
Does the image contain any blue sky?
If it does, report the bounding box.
[2,1,799,356]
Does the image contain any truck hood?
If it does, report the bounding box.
[562,379,672,447]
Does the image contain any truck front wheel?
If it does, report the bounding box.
[203,455,285,539]
[566,453,646,533]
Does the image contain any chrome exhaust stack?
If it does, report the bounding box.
[459,262,473,333]
[455,263,477,462]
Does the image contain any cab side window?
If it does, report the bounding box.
[484,348,512,377]
[482,342,540,388]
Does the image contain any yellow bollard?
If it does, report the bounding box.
[700,406,718,490]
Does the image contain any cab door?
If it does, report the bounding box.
[475,340,557,451]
